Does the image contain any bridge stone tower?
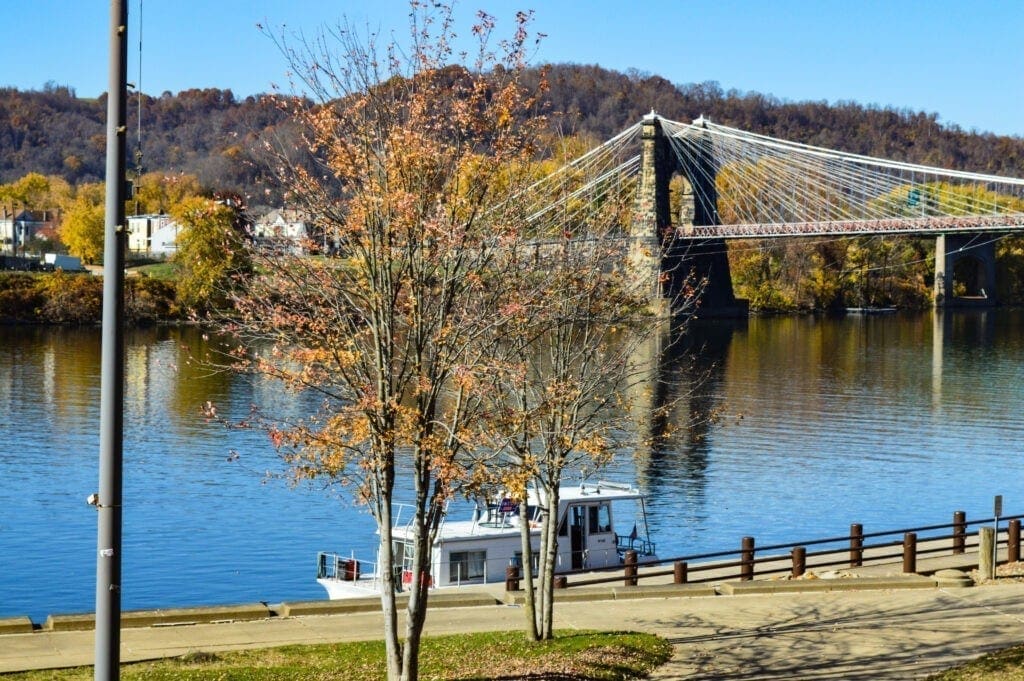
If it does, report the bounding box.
[629,113,747,317]
[933,234,998,307]
[628,113,675,314]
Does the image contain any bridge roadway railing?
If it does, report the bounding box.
[680,214,1024,240]
[524,511,1022,590]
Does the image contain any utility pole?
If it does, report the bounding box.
[95,1,128,679]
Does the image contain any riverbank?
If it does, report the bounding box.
[0,271,180,324]
[6,463,1024,678]
[0,541,1008,670]
[6,576,1024,678]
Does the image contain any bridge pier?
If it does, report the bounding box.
[629,113,747,317]
[933,233,997,307]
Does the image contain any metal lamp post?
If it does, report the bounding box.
[94,0,128,679]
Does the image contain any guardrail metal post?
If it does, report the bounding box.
[505,565,520,592]
[792,546,806,578]
[903,532,917,574]
[953,511,966,554]
[741,536,755,581]
[674,560,688,584]
[624,549,638,587]
[850,523,863,567]
[1009,519,1021,564]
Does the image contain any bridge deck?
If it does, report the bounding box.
[678,214,1024,239]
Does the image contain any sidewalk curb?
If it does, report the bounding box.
[0,573,977,635]
[717,575,937,595]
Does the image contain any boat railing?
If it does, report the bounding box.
[391,503,414,531]
[391,500,452,533]
[615,534,657,557]
[319,542,657,592]
[317,551,381,590]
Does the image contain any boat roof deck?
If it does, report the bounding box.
[391,483,646,542]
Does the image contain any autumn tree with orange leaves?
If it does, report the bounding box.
[480,263,666,641]
[212,4,686,678]
[223,5,554,680]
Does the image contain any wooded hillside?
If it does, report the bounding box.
[0,83,292,197]
[3,65,1022,199]
[5,66,1024,311]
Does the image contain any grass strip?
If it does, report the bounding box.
[3,629,672,680]
[926,642,1024,680]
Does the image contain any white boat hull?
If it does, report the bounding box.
[316,576,381,599]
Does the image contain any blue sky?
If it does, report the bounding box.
[3,1,1022,136]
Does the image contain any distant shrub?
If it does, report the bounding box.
[997,237,1024,305]
[0,273,45,321]
[127,276,180,323]
[744,281,798,312]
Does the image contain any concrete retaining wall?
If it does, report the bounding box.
[43,603,272,632]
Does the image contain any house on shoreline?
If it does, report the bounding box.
[252,208,325,254]
[127,214,181,255]
[126,207,324,258]
[0,209,57,256]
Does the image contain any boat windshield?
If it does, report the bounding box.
[392,540,414,563]
[478,500,540,528]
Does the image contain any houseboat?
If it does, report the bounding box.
[316,481,657,599]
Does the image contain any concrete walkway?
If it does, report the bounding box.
[4,580,1024,678]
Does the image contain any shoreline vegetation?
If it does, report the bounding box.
[0,268,180,326]
[3,253,1024,327]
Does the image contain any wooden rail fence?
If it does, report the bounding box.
[503,511,1023,591]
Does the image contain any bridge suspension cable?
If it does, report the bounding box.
[514,122,642,233]
[508,115,1024,244]
[658,117,1024,238]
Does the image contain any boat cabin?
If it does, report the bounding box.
[390,481,656,587]
[317,481,657,598]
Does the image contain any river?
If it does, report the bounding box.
[2,310,1023,622]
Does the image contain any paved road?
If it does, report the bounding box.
[4,582,1024,678]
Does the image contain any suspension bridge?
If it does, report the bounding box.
[521,113,1024,316]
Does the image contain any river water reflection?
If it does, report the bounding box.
[1,311,1023,621]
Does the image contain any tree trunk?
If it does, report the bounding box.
[518,498,539,641]
[401,507,436,681]
[401,562,425,680]
[378,502,403,681]
[401,444,447,681]
[540,484,560,640]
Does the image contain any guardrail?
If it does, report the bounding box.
[506,511,1024,591]
[680,214,1024,240]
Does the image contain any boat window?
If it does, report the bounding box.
[558,513,568,536]
[392,541,415,562]
[513,551,540,572]
[589,503,612,534]
[449,550,486,583]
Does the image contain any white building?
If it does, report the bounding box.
[127,214,181,255]
[0,210,51,255]
[252,208,319,254]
